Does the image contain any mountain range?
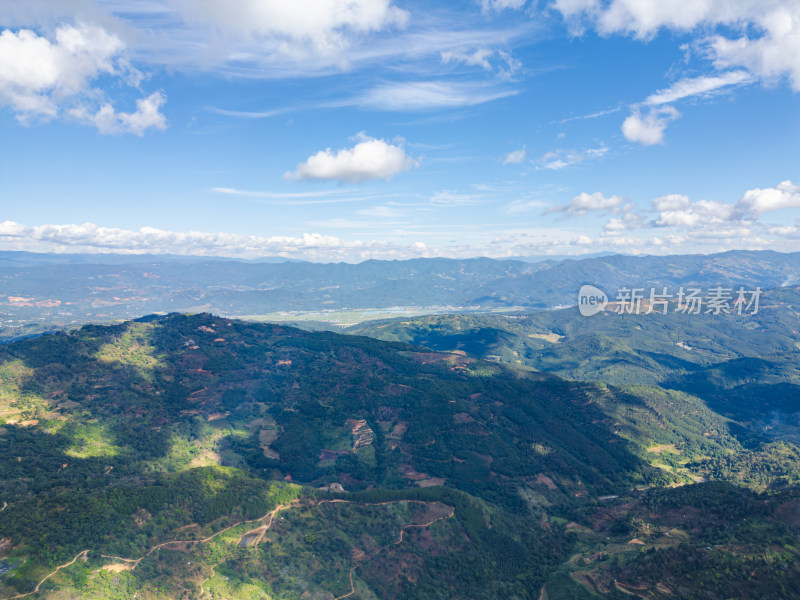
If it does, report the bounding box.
[0,311,799,598]
[2,249,800,339]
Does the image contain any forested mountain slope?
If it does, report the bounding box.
[0,314,798,599]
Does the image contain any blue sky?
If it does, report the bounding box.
[1,0,799,261]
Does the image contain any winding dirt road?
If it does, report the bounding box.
[0,503,298,600]
[322,500,456,600]
[0,550,89,600]
[0,499,452,600]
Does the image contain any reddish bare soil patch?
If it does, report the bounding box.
[345,419,374,451]
[571,571,601,594]
[400,464,428,481]
[452,412,475,425]
[416,477,446,488]
[102,562,135,573]
[533,473,558,490]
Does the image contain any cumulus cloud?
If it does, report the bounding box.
[654,200,738,228]
[0,23,122,118]
[554,2,800,145]
[549,191,627,215]
[650,181,800,229]
[603,212,644,233]
[553,0,800,90]
[285,134,419,183]
[69,91,167,136]
[0,23,166,134]
[0,220,410,261]
[502,146,526,164]
[652,194,691,212]
[709,21,800,89]
[621,106,679,145]
[169,0,408,56]
[4,212,800,261]
[738,180,800,214]
[549,181,799,240]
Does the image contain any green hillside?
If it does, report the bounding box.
[349,289,800,437]
[0,314,799,599]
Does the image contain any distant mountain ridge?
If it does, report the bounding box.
[1,249,799,336]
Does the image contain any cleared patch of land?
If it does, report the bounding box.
[236,306,532,327]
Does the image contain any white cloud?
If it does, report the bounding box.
[210,187,369,203]
[356,205,405,218]
[481,0,528,11]
[4,212,800,261]
[0,23,166,134]
[430,190,484,206]
[603,212,643,232]
[709,12,800,89]
[441,47,494,70]
[769,225,798,236]
[550,191,627,215]
[621,106,679,145]
[649,181,800,232]
[644,70,754,105]
[169,0,408,55]
[553,0,800,90]
[0,23,121,118]
[357,81,517,111]
[554,1,800,146]
[654,210,701,228]
[69,91,167,136]
[652,194,691,211]
[738,180,800,214]
[440,47,521,77]
[502,146,526,164]
[0,220,403,261]
[537,145,608,169]
[621,71,750,147]
[285,134,419,183]
[654,199,738,227]
[503,199,547,214]
[553,106,622,124]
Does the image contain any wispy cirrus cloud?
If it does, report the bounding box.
[356,80,517,111]
[553,106,622,124]
[621,70,753,145]
[644,70,754,105]
[440,46,521,78]
[537,144,608,169]
[209,187,381,205]
[207,79,518,119]
[502,146,526,164]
